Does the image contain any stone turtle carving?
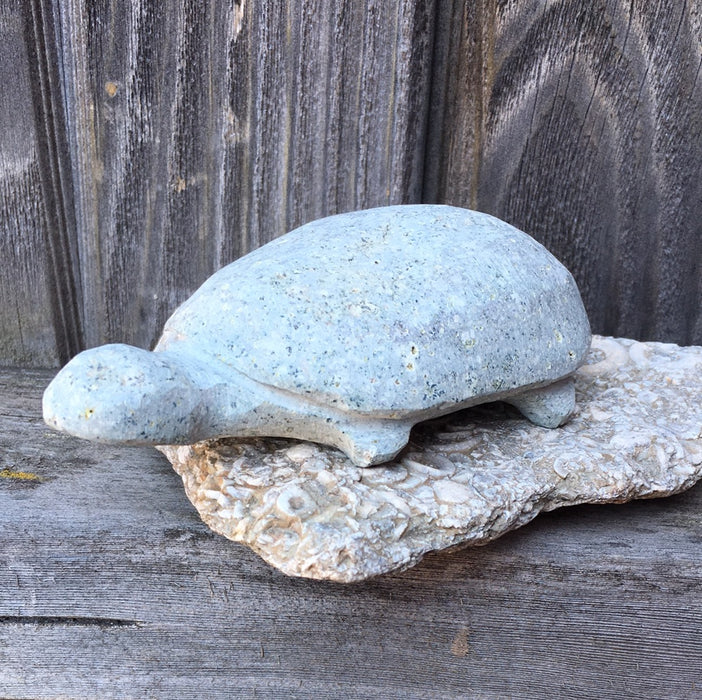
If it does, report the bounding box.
[43,205,591,466]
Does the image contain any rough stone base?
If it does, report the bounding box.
[159,336,702,582]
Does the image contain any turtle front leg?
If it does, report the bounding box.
[504,376,576,428]
[335,418,414,467]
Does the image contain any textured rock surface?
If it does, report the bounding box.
[160,336,702,582]
[44,205,590,466]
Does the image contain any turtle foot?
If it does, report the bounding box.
[505,377,576,428]
[336,419,413,467]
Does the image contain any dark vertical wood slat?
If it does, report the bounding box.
[221,0,436,254]
[389,0,437,203]
[24,0,84,362]
[0,0,82,367]
[423,0,484,208]
[426,0,702,345]
[639,1,702,344]
[67,0,183,349]
[0,162,59,367]
[60,0,436,354]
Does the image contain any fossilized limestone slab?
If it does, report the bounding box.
[160,336,702,582]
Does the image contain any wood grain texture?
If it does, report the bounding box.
[426,0,702,345]
[2,368,702,698]
[58,0,435,352]
[0,0,82,367]
[1,0,700,367]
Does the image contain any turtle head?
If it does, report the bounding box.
[43,343,203,445]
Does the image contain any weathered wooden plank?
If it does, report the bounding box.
[0,0,82,367]
[57,0,436,353]
[2,367,701,698]
[2,0,700,367]
[426,0,702,345]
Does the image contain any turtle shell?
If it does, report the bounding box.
[155,205,591,418]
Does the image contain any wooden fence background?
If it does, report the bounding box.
[1,0,701,368]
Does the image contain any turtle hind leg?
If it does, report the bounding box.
[504,376,576,428]
[335,418,413,467]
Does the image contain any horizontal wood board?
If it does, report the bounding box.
[1,367,701,698]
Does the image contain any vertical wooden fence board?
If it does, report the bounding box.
[58,0,193,349]
[423,0,483,209]
[218,0,436,260]
[0,165,58,368]
[56,0,436,355]
[427,0,702,345]
[1,0,700,365]
[637,1,702,345]
[0,0,83,367]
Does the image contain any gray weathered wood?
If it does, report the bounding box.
[0,0,83,367]
[426,0,702,345]
[2,368,701,698]
[1,0,700,367]
[59,0,435,352]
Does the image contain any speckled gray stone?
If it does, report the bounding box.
[43,205,590,466]
[159,336,702,582]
